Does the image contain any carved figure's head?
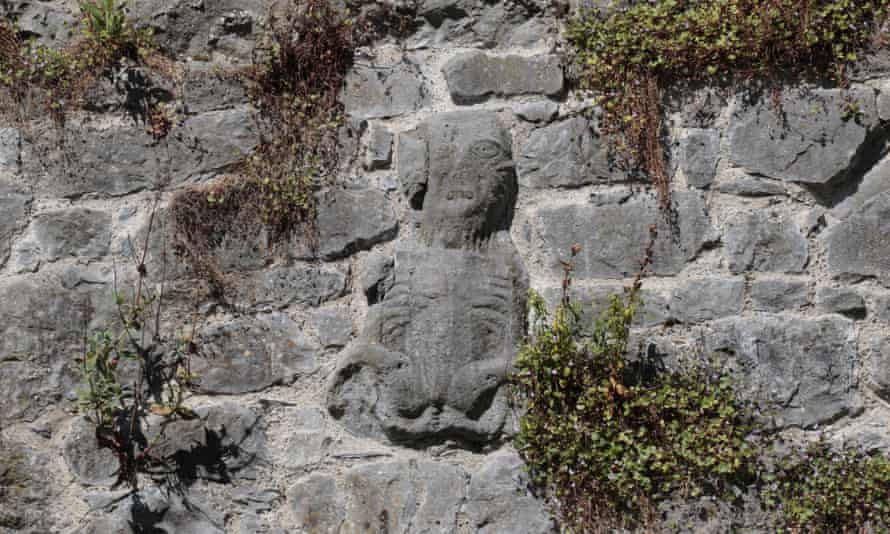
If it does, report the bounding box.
[404,112,516,248]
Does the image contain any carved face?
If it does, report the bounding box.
[419,112,516,248]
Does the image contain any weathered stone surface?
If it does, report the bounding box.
[308,306,353,349]
[397,129,428,209]
[12,208,112,272]
[182,68,248,114]
[0,127,21,174]
[0,272,116,423]
[410,0,553,49]
[130,0,265,61]
[0,178,30,268]
[4,0,77,46]
[342,63,428,120]
[750,278,810,312]
[328,112,526,444]
[193,314,319,394]
[869,291,890,322]
[831,151,890,220]
[816,287,866,316]
[863,329,890,402]
[360,251,394,304]
[64,418,118,486]
[443,51,563,104]
[23,108,257,196]
[669,277,746,323]
[365,124,394,170]
[824,192,890,285]
[146,403,265,483]
[725,211,808,273]
[515,101,559,123]
[465,449,555,534]
[533,192,714,279]
[706,314,856,427]
[274,407,330,469]
[517,116,623,189]
[233,263,349,310]
[316,187,398,260]
[128,487,225,534]
[716,175,787,197]
[289,460,466,534]
[544,283,669,328]
[680,128,720,188]
[0,440,60,533]
[728,87,878,184]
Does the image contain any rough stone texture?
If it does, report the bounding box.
[464,449,555,534]
[669,277,746,323]
[515,101,559,123]
[192,314,319,394]
[831,151,890,220]
[289,460,466,534]
[64,418,119,487]
[0,127,22,174]
[532,191,715,279]
[728,87,878,184]
[182,68,248,114]
[706,314,856,428]
[517,116,624,189]
[864,330,890,401]
[365,124,394,170]
[410,0,555,49]
[442,51,563,103]
[680,128,720,188]
[825,191,890,285]
[716,175,787,196]
[725,211,808,273]
[343,63,429,120]
[315,187,399,261]
[544,283,669,328]
[308,306,353,349]
[232,263,349,310]
[11,208,112,272]
[360,250,395,305]
[750,278,810,312]
[274,408,330,469]
[816,287,866,316]
[129,0,266,61]
[0,178,31,268]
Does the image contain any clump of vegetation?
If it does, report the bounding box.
[514,247,890,532]
[0,0,163,125]
[74,204,200,490]
[567,0,890,209]
[765,441,890,532]
[170,0,415,293]
[513,247,761,531]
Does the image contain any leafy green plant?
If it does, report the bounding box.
[74,203,199,490]
[513,248,761,531]
[764,440,890,533]
[567,0,890,210]
[80,0,128,44]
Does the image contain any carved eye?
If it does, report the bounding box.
[469,140,503,159]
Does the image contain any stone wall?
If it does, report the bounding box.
[1,1,890,532]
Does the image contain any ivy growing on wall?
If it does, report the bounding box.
[567,0,890,210]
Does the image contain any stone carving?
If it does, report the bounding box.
[327,112,527,444]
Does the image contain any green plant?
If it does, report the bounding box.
[764,440,890,533]
[513,247,761,531]
[80,0,128,44]
[74,203,199,489]
[567,0,890,210]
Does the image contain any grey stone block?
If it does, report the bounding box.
[706,314,856,428]
[442,51,563,104]
[514,101,559,123]
[831,151,890,220]
[316,187,398,261]
[518,116,624,189]
[308,306,353,349]
[232,263,349,310]
[360,251,394,304]
[864,330,890,401]
[0,128,21,174]
[17,208,112,270]
[750,278,810,312]
[669,277,745,323]
[192,313,319,394]
[728,87,877,184]
[716,176,786,196]
[725,211,808,273]
[465,449,555,534]
[680,128,720,188]
[816,287,866,316]
[364,124,394,170]
[534,192,714,279]
[63,418,118,487]
[824,192,890,285]
[0,179,31,269]
[343,63,429,120]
